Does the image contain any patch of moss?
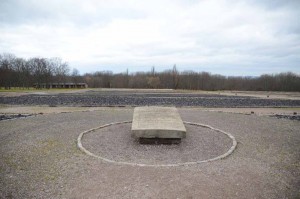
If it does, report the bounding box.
[2,153,19,170]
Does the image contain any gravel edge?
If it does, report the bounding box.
[77,121,237,167]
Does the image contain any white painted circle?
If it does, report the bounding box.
[77,121,237,167]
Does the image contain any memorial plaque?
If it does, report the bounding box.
[132,106,186,142]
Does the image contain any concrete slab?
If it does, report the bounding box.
[131,106,186,139]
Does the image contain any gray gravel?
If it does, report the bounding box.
[0,108,299,198]
[82,123,232,165]
[0,114,33,121]
[1,90,300,107]
[270,114,300,121]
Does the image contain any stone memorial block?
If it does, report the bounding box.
[132,106,186,142]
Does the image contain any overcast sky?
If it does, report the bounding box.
[0,0,299,76]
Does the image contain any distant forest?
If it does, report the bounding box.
[1,53,299,91]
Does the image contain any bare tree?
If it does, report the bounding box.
[172,64,179,89]
[27,58,53,88]
[51,57,70,84]
[14,57,30,89]
[147,76,160,88]
[0,53,16,89]
[71,68,81,86]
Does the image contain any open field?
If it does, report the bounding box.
[0,88,89,96]
[0,89,299,198]
[0,89,300,107]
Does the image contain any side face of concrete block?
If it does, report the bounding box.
[131,106,186,139]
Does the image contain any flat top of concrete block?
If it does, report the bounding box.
[132,106,186,132]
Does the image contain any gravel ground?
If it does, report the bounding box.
[0,114,33,121]
[82,123,233,165]
[1,90,300,107]
[270,114,300,121]
[0,108,299,198]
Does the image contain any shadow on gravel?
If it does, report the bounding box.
[270,114,300,121]
[0,114,33,121]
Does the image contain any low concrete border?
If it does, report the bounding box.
[77,121,237,167]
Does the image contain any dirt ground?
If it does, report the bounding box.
[0,105,299,118]
[0,107,299,198]
[1,88,300,100]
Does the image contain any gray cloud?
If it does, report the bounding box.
[0,0,145,26]
[0,0,299,76]
[247,0,300,9]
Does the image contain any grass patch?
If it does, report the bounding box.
[0,87,36,92]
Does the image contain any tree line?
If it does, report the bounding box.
[0,53,79,89]
[1,53,299,91]
[84,66,300,91]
